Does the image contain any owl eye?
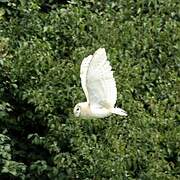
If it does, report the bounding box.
[76,106,80,112]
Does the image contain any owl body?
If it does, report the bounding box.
[74,48,127,118]
[74,102,112,118]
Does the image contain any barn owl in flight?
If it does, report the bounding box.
[74,48,127,118]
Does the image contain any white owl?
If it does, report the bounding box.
[74,48,127,118]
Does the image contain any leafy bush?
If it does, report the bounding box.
[0,0,179,179]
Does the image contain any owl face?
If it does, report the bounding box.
[73,104,81,117]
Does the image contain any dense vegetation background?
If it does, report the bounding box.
[0,0,179,179]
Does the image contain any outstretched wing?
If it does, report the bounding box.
[86,48,117,108]
[80,54,93,103]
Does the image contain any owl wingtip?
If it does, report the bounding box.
[96,47,106,54]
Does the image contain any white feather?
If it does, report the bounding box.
[112,108,127,116]
[80,54,93,103]
[82,48,117,108]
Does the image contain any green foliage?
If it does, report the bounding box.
[0,0,180,179]
[0,133,26,179]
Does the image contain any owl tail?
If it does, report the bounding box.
[112,107,127,116]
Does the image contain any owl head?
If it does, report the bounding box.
[73,102,90,117]
[73,103,81,117]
